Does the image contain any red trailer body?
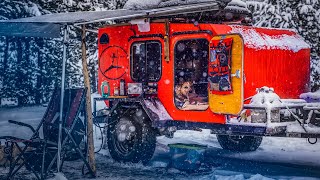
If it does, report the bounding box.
[98,22,310,124]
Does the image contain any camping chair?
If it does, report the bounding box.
[0,88,94,179]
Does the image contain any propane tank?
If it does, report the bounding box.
[101,81,110,98]
[120,79,125,96]
[114,86,119,96]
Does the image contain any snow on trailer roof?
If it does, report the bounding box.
[229,25,310,52]
[0,1,225,38]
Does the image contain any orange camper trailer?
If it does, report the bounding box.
[93,3,318,164]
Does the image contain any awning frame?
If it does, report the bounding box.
[0,1,237,176]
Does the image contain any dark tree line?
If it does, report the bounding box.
[247,0,320,91]
[0,0,127,106]
[0,0,318,106]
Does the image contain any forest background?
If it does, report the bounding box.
[0,0,319,106]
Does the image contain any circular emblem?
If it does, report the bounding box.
[99,46,128,80]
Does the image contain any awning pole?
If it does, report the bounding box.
[57,25,68,172]
[81,24,97,176]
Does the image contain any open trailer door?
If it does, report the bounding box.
[208,34,244,115]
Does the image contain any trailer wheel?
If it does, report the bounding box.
[107,113,156,164]
[217,135,262,152]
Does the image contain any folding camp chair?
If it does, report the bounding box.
[0,88,94,180]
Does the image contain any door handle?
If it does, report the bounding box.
[231,70,241,78]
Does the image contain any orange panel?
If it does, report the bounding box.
[208,34,244,115]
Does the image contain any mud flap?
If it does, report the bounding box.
[141,99,173,127]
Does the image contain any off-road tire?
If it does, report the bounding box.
[217,135,263,152]
[107,111,156,164]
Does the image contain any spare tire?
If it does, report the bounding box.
[217,135,263,152]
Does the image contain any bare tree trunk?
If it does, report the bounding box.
[81,25,96,176]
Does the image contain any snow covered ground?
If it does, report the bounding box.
[1,106,320,179]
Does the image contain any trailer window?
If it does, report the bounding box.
[131,41,161,82]
[174,39,209,111]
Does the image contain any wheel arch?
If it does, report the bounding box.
[108,99,172,135]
